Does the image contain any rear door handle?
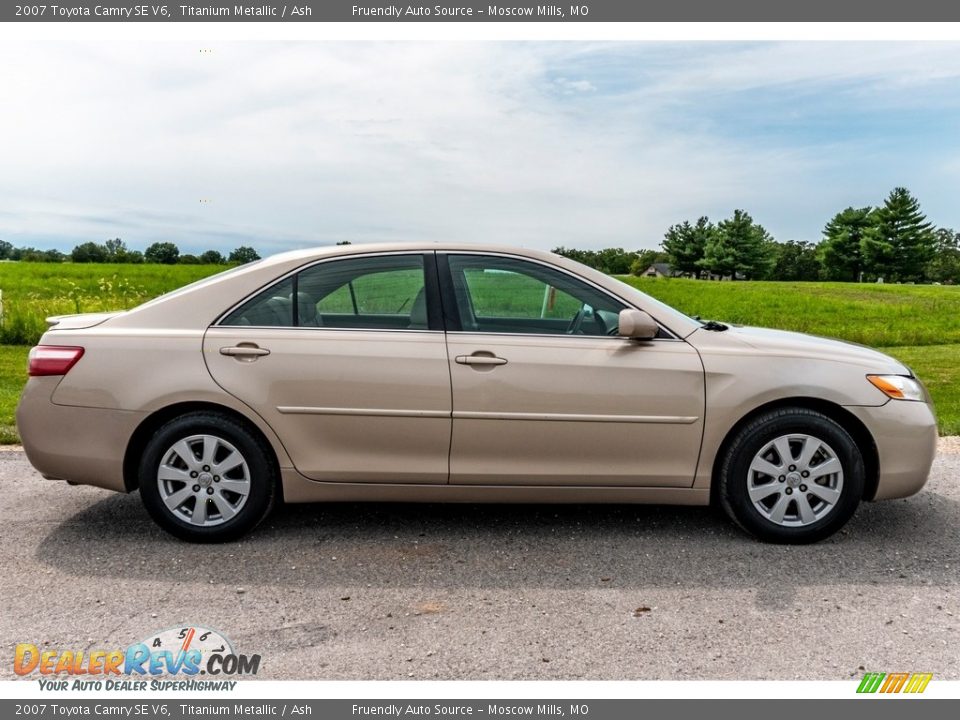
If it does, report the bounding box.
[455,354,507,366]
[220,345,271,357]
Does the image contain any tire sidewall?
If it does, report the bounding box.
[139,413,275,542]
[722,411,864,543]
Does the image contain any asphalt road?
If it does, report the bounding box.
[1,445,958,681]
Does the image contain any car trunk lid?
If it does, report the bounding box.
[46,311,124,330]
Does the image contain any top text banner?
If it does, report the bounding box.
[6,1,960,22]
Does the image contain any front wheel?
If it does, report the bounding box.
[718,408,864,543]
[138,412,277,543]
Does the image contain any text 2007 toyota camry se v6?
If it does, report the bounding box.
[16,244,937,543]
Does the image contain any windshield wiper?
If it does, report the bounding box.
[700,320,728,331]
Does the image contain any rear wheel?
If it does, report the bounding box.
[718,408,864,543]
[138,412,276,542]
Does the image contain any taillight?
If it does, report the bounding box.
[27,346,85,377]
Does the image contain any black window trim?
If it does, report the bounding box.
[213,250,445,333]
[435,251,681,341]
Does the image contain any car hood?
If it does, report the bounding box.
[694,324,911,374]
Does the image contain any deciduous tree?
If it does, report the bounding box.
[144,242,181,265]
[926,228,960,284]
[71,242,109,263]
[228,246,261,264]
[200,250,225,264]
[771,240,821,281]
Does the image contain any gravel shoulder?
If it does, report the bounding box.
[1,445,958,681]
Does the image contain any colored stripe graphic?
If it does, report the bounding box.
[857,672,931,694]
[904,673,933,694]
[857,673,885,693]
[881,672,910,693]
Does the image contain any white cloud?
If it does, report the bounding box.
[0,41,958,254]
[553,77,596,94]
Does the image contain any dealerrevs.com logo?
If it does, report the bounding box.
[14,625,260,691]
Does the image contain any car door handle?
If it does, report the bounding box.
[455,354,507,366]
[220,345,271,357]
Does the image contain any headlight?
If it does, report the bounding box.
[866,374,925,402]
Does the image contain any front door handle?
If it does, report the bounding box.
[455,354,507,366]
[220,345,271,358]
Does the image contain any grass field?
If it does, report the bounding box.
[0,262,225,345]
[619,277,960,348]
[0,346,26,444]
[0,264,957,442]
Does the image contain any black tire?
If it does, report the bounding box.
[718,407,864,544]
[138,412,277,543]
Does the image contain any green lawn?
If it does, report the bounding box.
[0,262,226,345]
[0,262,228,441]
[879,345,960,436]
[618,276,960,347]
[0,346,26,444]
[617,277,960,434]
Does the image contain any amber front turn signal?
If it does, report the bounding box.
[866,374,925,402]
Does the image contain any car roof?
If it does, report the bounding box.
[256,242,562,267]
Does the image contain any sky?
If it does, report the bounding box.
[2,41,960,256]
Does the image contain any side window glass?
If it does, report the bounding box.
[222,255,429,330]
[221,277,295,327]
[299,255,428,330]
[447,255,626,336]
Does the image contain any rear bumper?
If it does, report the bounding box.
[16,377,143,493]
[846,400,938,500]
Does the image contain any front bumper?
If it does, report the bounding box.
[16,377,144,493]
[845,399,938,500]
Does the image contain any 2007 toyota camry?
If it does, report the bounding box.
[16,244,937,543]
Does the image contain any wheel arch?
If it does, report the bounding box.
[709,397,880,503]
[123,401,283,499]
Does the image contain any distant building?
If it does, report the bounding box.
[641,262,674,278]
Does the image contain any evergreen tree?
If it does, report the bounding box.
[819,206,874,281]
[662,217,713,277]
[862,187,935,282]
[699,209,775,280]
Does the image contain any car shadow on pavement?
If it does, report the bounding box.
[34,488,960,598]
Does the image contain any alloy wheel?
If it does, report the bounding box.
[156,434,251,527]
[746,433,844,527]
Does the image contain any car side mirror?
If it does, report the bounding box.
[618,309,658,340]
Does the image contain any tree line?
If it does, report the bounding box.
[0,238,262,265]
[3,188,956,281]
[555,187,960,283]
